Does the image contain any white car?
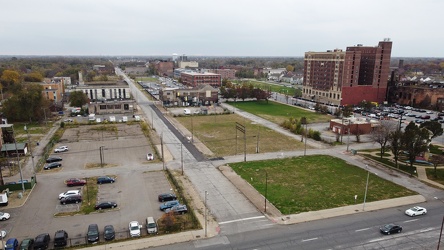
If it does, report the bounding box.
[146,153,154,161]
[405,206,427,216]
[54,146,69,153]
[129,221,141,237]
[0,212,10,221]
[59,190,81,200]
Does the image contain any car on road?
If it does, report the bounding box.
[104,225,115,241]
[60,195,82,205]
[160,200,180,211]
[95,201,117,210]
[54,146,69,153]
[0,211,10,220]
[34,233,50,250]
[158,193,177,202]
[129,221,141,237]
[53,230,68,247]
[59,190,81,200]
[165,204,188,214]
[97,176,115,184]
[65,178,86,187]
[46,156,62,163]
[405,206,427,216]
[19,238,34,250]
[5,238,18,250]
[87,224,99,243]
[146,153,154,161]
[44,162,62,170]
[380,224,402,235]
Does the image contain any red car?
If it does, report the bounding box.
[65,178,87,187]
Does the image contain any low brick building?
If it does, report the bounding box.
[159,85,218,107]
[180,72,221,87]
[330,117,379,135]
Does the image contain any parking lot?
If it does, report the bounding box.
[3,123,175,247]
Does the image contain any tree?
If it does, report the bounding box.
[286,65,294,72]
[69,91,89,107]
[388,130,403,168]
[370,120,397,159]
[420,121,443,139]
[0,69,21,88]
[23,72,44,82]
[401,122,430,169]
[429,154,444,178]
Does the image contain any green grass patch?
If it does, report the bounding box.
[230,155,417,215]
[425,168,444,185]
[361,153,417,176]
[232,80,298,96]
[228,100,330,125]
[176,114,307,157]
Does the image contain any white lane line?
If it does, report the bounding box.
[368,238,385,243]
[301,237,318,242]
[403,219,419,223]
[420,227,434,233]
[355,228,371,232]
[219,215,266,225]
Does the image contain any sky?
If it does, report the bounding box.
[1,0,443,57]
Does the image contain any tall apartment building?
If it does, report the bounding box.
[302,39,392,106]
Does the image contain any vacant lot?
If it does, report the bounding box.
[230,155,417,215]
[176,114,307,157]
[233,80,298,96]
[228,100,331,125]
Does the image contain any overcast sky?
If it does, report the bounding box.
[1,0,442,57]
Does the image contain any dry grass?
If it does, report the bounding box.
[176,114,308,157]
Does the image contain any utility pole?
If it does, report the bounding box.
[204,191,208,237]
[264,170,268,213]
[181,143,184,175]
[24,125,36,182]
[12,125,25,194]
[256,128,260,154]
[161,133,165,170]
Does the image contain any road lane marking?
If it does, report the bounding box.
[355,228,371,232]
[403,219,419,223]
[369,238,385,243]
[219,215,266,225]
[420,227,434,233]
[302,237,318,242]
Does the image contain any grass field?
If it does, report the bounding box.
[228,100,331,125]
[176,114,308,157]
[426,168,444,185]
[233,79,299,96]
[230,155,417,215]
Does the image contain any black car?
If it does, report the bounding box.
[158,193,177,202]
[87,224,99,243]
[44,162,62,170]
[45,157,62,163]
[104,225,115,241]
[34,233,50,250]
[97,176,115,184]
[95,201,117,210]
[53,230,68,247]
[380,224,402,235]
[60,195,82,205]
[19,238,34,250]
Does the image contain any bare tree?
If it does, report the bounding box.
[370,120,398,159]
[429,154,444,178]
[389,130,403,168]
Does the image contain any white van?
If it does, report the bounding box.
[183,109,191,115]
[122,116,128,122]
[146,217,157,234]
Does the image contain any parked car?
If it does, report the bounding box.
[45,157,62,163]
[146,153,154,161]
[95,201,117,210]
[103,225,115,241]
[158,193,177,202]
[380,224,402,235]
[87,224,99,243]
[405,206,427,216]
[129,221,141,237]
[415,119,424,124]
[0,211,11,220]
[54,146,69,153]
[33,233,50,250]
[59,190,81,200]
[44,162,62,170]
[65,178,86,187]
[159,200,180,211]
[53,230,68,247]
[5,238,18,250]
[165,204,188,214]
[60,195,82,205]
[19,238,34,250]
[97,176,115,184]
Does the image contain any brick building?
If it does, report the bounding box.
[159,85,219,107]
[153,61,174,77]
[180,72,221,87]
[302,39,393,106]
[208,69,236,80]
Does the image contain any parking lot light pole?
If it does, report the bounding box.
[363,165,370,211]
[205,191,208,237]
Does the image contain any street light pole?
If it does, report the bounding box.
[264,170,268,213]
[204,191,208,237]
[363,165,370,211]
[12,125,25,194]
